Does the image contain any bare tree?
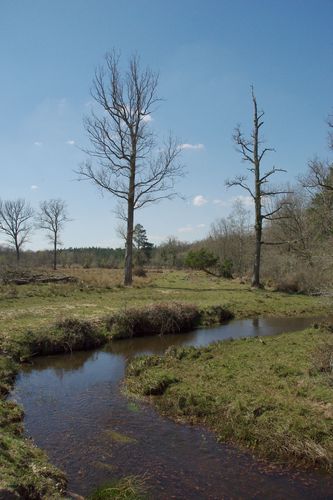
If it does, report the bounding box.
[36,199,69,270]
[0,199,34,262]
[78,52,183,285]
[301,157,333,193]
[226,88,289,287]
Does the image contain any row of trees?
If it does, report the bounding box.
[79,51,331,289]
[2,50,331,289]
[0,199,69,269]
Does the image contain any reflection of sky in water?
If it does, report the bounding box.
[11,317,333,499]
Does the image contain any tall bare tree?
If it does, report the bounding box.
[226,88,288,287]
[78,52,183,285]
[36,199,69,270]
[0,199,34,262]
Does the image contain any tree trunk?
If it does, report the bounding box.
[15,240,20,263]
[251,93,262,288]
[124,201,134,285]
[124,161,136,286]
[53,234,57,270]
[251,221,262,287]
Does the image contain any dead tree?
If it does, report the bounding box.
[226,88,288,287]
[36,199,69,270]
[78,52,183,285]
[0,199,34,262]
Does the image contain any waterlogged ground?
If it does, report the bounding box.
[10,318,333,499]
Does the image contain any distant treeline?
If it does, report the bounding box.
[0,246,126,269]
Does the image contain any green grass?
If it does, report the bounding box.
[0,268,331,497]
[0,270,330,341]
[125,326,333,470]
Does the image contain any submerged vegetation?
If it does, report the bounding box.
[88,475,147,500]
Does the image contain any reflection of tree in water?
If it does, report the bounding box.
[21,350,98,377]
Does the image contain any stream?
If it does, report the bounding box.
[10,317,333,499]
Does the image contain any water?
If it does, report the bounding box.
[10,317,333,499]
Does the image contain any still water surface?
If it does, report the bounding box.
[10,317,333,499]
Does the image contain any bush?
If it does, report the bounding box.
[106,302,201,339]
[133,266,147,277]
[274,275,302,293]
[185,249,218,271]
[217,258,233,278]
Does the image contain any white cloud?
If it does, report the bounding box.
[66,140,75,145]
[213,199,228,206]
[178,225,193,233]
[179,143,204,151]
[193,195,208,207]
[34,141,43,146]
[197,223,206,228]
[213,196,253,208]
[142,114,153,123]
[30,185,38,190]
[233,195,254,207]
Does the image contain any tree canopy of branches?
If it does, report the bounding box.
[78,51,183,285]
[0,199,34,262]
[226,88,289,287]
[36,199,70,270]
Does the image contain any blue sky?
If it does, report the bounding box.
[0,0,332,250]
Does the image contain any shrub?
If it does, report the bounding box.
[133,266,147,277]
[185,249,218,271]
[106,302,201,339]
[274,275,302,293]
[217,258,233,278]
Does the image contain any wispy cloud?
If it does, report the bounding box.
[197,223,206,228]
[179,143,204,151]
[34,141,43,147]
[193,195,208,207]
[233,195,254,207]
[30,185,38,190]
[142,114,153,123]
[213,196,253,208]
[66,139,75,145]
[178,225,193,233]
[213,199,228,206]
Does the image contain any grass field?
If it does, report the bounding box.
[0,268,330,340]
[0,268,332,497]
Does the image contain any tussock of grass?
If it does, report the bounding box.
[3,318,109,361]
[106,302,233,340]
[125,326,333,470]
[106,302,201,339]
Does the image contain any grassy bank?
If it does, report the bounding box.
[0,357,67,498]
[0,269,330,340]
[0,299,232,497]
[0,269,332,497]
[125,325,333,470]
